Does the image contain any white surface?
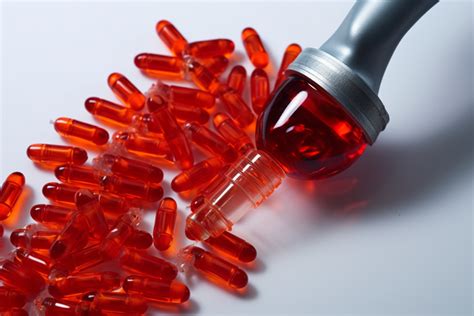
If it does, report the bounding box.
[1,1,473,315]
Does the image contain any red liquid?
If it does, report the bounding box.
[257,76,368,179]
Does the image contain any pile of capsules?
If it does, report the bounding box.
[0,20,301,315]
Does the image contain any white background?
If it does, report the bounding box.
[1,1,473,315]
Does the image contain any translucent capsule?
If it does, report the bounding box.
[131,113,164,136]
[219,89,255,127]
[147,96,194,170]
[125,230,153,250]
[170,103,210,124]
[94,154,163,184]
[0,172,25,220]
[184,122,238,163]
[150,82,215,109]
[54,117,109,146]
[250,68,270,115]
[123,275,190,304]
[85,97,137,126]
[213,113,254,154]
[27,144,88,165]
[1,308,28,316]
[120,249,178,281]
[171,158,224,193]
[90,291,148,314]
[242,27,269,68]
[153,198,177,251]
[75,190,109,240]
[112,131,170,160]
[0,224,3,238]
[39,297,92,316]
[10,226,58,252]
[13,248,51,277]
[156,20,187,55]
[0,287,26,309]
[101,211,140,258]
[274,43,302,89]
[134,53,186,79]
[227,65,247,96]
[187,39,235,58]
[30,204,75,229]
[182,246,248,289]
[190,195,205,213]
[52,243,106,273]
[202,56,229,76]
[98,193,131,216]
[49,271,121,298]
[42,182,81,206]
[204,231,257,263]
[101,175,163,202]
[187,61,221,95]
[54,165,101,189]
[49,212,90,260]
[0,259,45,297]
[107,73,145,111]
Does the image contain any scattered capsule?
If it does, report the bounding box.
[98,193,131,216]
[10,226,58,252]
[213,113,254,154]
[202,56,229,76]
[0,308,28,316]
[171,158,223,193]
[13,248,51,277]
[185,122,238,163]
[123,275,190,304]
[49,212,90,260]
[52,243,106,273]
[242,27,269,68]
[27,144,88,166]
[131,113,164,136]
[170,103,210,124]
[0,287,26,310]
[274,43,302,89]
[151,82,215,109]
[125,230,153,250]
[134,53,186,79]
[54,165,101,189]
[54,117,109,146]
[227,65,247,96]
[156,20,188,55]
[42,182,81,206]
[75,190,109,240]
[49,271,121,298]
[101,175,163,202]
[190,195,205,213]
[0,259,45,297]
[204,231,257,263]
[85,97,137,126]
[187,61,221,95]
[107,73,145,111]
[0,172,25,220]
[219,89,254,127]
[120,249,178,281]
[94,154,163,184]
[112,131,170,160]
[250,68,270,114]
[187,39,235,58]
[39,297,92,316]
[90,291,148,314]
[101,211,140,258]
[147,96,194,170]
[30,204,75,229]
[153,198,177,251]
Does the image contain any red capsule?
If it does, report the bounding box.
[190,195,205,213]
[0,224,3,238]
[98,193,131,216]
[202,56,229,76]
[49,271,121,298]
[0,287,26,310]
[0,260,45,297]
[54,165,101,189]
[101,211,140,258]
[30,204,75,229]
[125,230,153,250]
[187,61,221,95]
[123,275,190,304]
[27,144,88,165]
[170,103,210,124]
[10,226,58,252]
[187,39,235,58]
[39,297,92,316]
[54,117,109,146]
[156,20,188,55]
[204,231,257,263]
[107,73,145,111]
[101,175,163,202]
[94,154,163,184]
[171,158,223,193]
[75,190,109,240]
[52,243,106,273]
[274,43,302,89]
[85,97,137,126]
[49,212,90,259]
[120,249,178,281]
[250,68,270,114]
[151,82,215,109]
[13,248,51,277]
[213,113,254,154]
[90,291,148,314]
[242,27,269,68]
[147,95,194,170]
[227,65,247,96]
[219,89,254,127]
[134,53,186,79]
[0,172,25,220]
[185,122,238,163]
[153,198,177,251]
[112,131,170,160]
[0,308,28,316]
[42,182,81,206]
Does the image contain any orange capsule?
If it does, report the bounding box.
[213,113,254,154]
[219,89,254,127]
[107,73,145,111]
[101,211,140,258]
[184,122,238,163]
[187,61,221,95]
[183,246,248,289]
[101,175,163,202]
[190,195,205,213]
[54,117,109,146]
[0,260,45,297]
[112,131,170,160]
[125,230,153,250]
[242,27,269,68]
[27,144,88,166]
[153,198,177,251]
[134,53,186,79]
[42,182,81,206]
[202,56,229,76]
[147,96,194,170]
[171,158,224,193]
[54,165,101,189]
[0,172,25,220]
[0,287,26,309]
[90,291,148,314]
[120,249,178,281]
[151,83,216,109]
[123,275,190,304]
[188,39,234,58]
[250,68,270,115]
[49,212,90,260]
[13,248,51,277]
[94,154,163,184]
[98,193,131,216]
[274,43,302,89]
[39,297,92,315]
[85,97,137,126]
[75,190,109,240]
[52,243,106,273]
[10,226,58,252]
[227,65,247,96]
[204,231,257,263]
[49,271,121,298]
[156,20,188,55]
[30,204,75,229]
[170,103,210,125]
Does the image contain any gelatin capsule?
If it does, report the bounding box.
[0,287,26,309]
[171,158,224,193]
[125,230,153,250]
[120,249,178,281]
[52,243,106,273]
[187,39,234,58]
[190,195,205,213]
[112,131,170,160]
[54,117,109,146]
[75,190,109,240]
[170,103,210,125]
[134,53,186,79]
[156,20,188,55]
[13,248,51,277]
[242,27,269,68]
[49,271,121,298]
[123,275,190,304]
[101,175,163,202]
[85,97,137,126]
[219,89,254,127]
[107,73,145,111]
[55,165,101,189]
[202,56,229,76]
[0,172,25,220]
[250,68,270,115]
[40,297,91,316]
[274,43,302,89]
[30,204,75,229]
[187,61,221,95]
[131,113,164,136]
[90,291,148,314]
[184,246,248,289]
[27,144,88,165]
[213,112,254,154]
[94,154,163,184]
[184,122,238,163]
[204,231,257,263]
[0,260,45,297]
[101,211,140,258]
[147,96,194,170]
[42,182,81,206]
[153,198,177,251]
[49,212,90,259]
[151,82,215,109]
[98,193,131,216]
[227,65,247,96]
[10,226,58,252]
